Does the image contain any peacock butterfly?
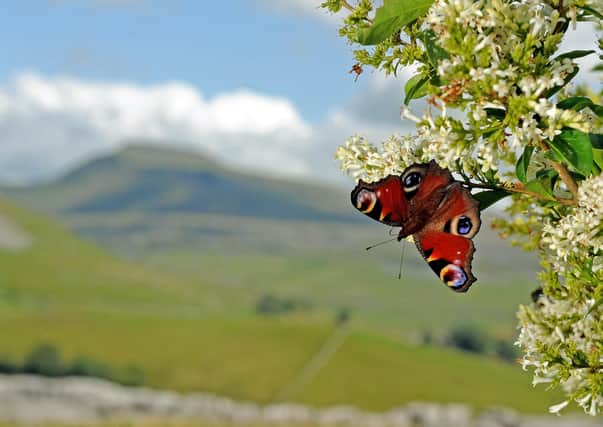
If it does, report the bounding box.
[351,160,481,292]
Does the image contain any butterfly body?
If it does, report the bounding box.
[351,161,481,292]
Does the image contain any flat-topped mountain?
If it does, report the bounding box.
[5,144,356,223]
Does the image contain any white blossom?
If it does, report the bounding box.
[332,0,603,415]
[335,134,421,182]
[541,175,603,267]
[548,400,569,415]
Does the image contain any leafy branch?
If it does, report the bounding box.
[326,0,603,416]
[462,180,577,207]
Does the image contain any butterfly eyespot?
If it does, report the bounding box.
[355,189,377,213]
[402,172,422,192]
[457,216,472,235]
[440,264,467,289]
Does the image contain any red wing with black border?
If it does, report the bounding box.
[413,183,481,292]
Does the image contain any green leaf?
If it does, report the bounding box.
[481,128,500,139]
[543,66,579,98]
[536,168,558,182]
[553,50,595,61]
[516,146,534,184]
[420,29,449,66]
[557,96,603,117]
[593,149,603,171]
[484,169,497,182]
[358,0,435,45]
[589,133,603,149]
[525,179,555,200]
[404,74,429,104]
[484,108,506,120]
[525,169,558,200]
[584,297,603,319]
[550,129,593,177]
[578,4,603,20]
[473,189,510,211]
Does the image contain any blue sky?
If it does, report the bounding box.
[1,0,357,121]
[0,1,598,184]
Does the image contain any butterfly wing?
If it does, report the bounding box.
[351,161,481,292]
[351,175,409,227]
[351,161,454,232]
[400,161,455,237]
[413,183,481,292]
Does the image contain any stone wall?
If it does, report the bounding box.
[0,375,599,427]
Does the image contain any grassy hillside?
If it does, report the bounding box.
[298,331,551,412]
[4,144,541,337]
[2,311,558,412]
[0,198,559,412]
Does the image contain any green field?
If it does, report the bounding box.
[0,195,561,413]
[5,146,543,341]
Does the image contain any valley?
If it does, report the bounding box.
[0,144,556,414]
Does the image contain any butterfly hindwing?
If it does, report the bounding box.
[413,183,481,292]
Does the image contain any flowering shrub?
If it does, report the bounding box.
[323,0,602,415]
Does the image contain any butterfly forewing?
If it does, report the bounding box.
[351,176,409,227]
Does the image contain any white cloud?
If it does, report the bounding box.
[256,0,321,15]
[0,72,312,183]
[0,69,458,185]
[0,20,598,186]
[255,0,342,23]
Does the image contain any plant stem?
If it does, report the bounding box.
[535,140,580,199]
[550,161,579,198]
[341,1,355,12]
[462,180,577,206]
[340,1,373,23]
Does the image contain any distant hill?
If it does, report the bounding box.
[5,144,356,223]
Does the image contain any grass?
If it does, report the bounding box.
[138,247,534,339]
[0,309,331,401]
[0,197,561,413]
[5,144,541,341]
[56,211,538,341]
[297,331,558,413]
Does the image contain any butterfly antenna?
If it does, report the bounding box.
[365,237,398,251]
[397,242,406,279]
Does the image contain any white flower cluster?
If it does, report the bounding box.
[531,98,594,139]
[336,104,504,182]
[332,0,602,417]
[427,0,594,151]
[517,296,602,416]
[411,109,472,171]
[517,59,575,99]
[334,134,420,182]
[336,106,484,181]
[518,175,603,416]
[541,174,603,274]
[338,0,598,184]
[511,97,594,148]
